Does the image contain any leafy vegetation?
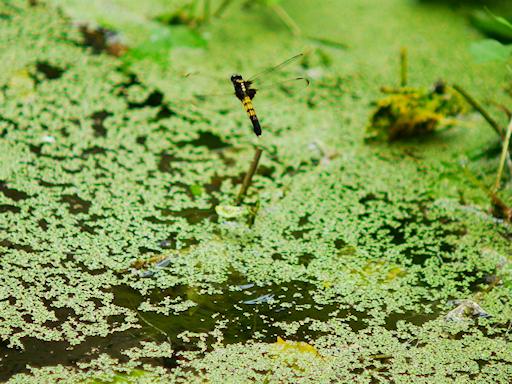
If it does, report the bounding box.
[470,10,512,62]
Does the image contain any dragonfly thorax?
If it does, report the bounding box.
[231,74,255,101]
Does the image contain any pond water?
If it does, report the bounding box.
[1,0,512,382]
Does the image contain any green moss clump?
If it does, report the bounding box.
[366,83,467,141]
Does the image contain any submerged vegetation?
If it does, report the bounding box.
[0,0,511,383]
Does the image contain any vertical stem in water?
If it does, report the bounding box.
[453,84,512,176]
[400,47,408,87]
[236,147,263,205]
[203,0,210,24]
[213,0,232,18]
[494,117,512,192]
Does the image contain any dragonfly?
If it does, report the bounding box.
[184,53,309,137]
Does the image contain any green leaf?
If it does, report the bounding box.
[486,8,512,32]
[51,0,207,67]
[124,25,206,67]
[471,10,512,42]
[469,39,512,63]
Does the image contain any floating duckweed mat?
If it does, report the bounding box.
[1,0,512,383]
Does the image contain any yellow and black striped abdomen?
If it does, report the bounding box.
[241,96,261,136]
[242,96,256,117]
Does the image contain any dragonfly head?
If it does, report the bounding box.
[230,74,243,84]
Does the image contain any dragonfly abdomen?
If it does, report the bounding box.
[241,96,261,136]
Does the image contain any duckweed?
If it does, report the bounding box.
[1,0,511,382]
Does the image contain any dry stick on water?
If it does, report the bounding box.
[400,47,408,87]
[236,146,263,205]
[494,117,512,192]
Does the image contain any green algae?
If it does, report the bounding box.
[0,0,511,382]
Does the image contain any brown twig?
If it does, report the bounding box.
[236,147,263,205]
[490,193,512,222]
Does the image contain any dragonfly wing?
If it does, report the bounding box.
[252,77,310,97]
[191,90,234,101]
[168,92,238,118]
[247,53,304,82]
[167,71,235,109]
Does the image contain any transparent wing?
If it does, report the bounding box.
[181,72,231,94]
[247,53,304,83]
[253,77,310,97]
[166,71,234,108]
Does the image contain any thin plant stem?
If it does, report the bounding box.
[137,311,171,344]
[400,47,408,87]
[305,35,348,50]
[213,0,232,18]
[453,84,503,138]
[507,151,512,178]
[203,0,210,24]
[494,117,512,192]
[236,147,263,205]
[453,84,512,175]
[462,159,512,222]
[269,3,301,36]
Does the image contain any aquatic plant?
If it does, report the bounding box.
[366,83,466,141]
[470,9,512,63]
[366,50,466,141]
[213,0,302,36]
[49,0,207,67]
[452,83,512,221]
